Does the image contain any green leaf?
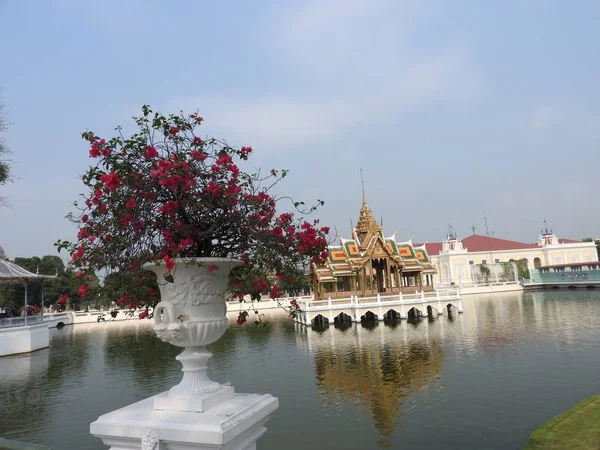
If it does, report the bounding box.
[164,274,174,283]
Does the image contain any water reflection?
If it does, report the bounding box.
[0,325,91,442]
[1,291,600,450]
[293,290,600,448]
[104,323,180,391]
[298,323,444,447]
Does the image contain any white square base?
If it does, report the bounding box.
[91,392,279,450]
[154,385,235,413]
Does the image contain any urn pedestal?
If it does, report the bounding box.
[90,258,278,450]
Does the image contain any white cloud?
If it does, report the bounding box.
[163,1,482,153]
[165,96,359,153]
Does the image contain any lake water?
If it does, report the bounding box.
[1,290,600,450]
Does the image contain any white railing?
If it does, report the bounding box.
[299,289,460,310]
[0,315,45,328]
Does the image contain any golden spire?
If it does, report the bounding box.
[361,168,366,205]
[355,170,381,247]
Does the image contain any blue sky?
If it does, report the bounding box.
[1,0,599,258]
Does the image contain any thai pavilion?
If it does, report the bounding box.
[312,193,436,299]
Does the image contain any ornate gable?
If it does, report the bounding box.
[358,234,403,268]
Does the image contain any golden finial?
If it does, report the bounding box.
[360,168,366,204]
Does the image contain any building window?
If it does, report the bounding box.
[468,260,474,265]
[481,259,487,264]
[494,259,500,263]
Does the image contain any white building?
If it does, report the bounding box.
[420,232,598,287]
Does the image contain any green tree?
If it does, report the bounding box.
[0,255,94,310]
[509,258,530,279]
[101,269,158,309]
[479,264,491,284]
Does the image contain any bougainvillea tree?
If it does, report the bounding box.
[56,106,329,324]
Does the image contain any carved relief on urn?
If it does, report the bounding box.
[145,258,241,349]
[143,258,241,412]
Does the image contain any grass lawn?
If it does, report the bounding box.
[525,395,600,450]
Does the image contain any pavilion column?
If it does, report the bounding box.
[361,269,366,296]
[24,283,28,326]
[385,259,392,291]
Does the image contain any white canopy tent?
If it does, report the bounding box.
[0,245,56,324]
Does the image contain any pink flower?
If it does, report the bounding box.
[118,295,130,306]
[158,200,178,215]
[163,255,175,273]
[208,264,218,273]
[207,181,222,196]
[190,150,207,161]
[126,198,137,209]
[78,284,89,298]
[121,214,135,226]
[159,175,181,190]
[89,145,101,158]
[179,237,194,250]
[81,214,89,223]
[58,293,68,304]
[71,245,85,261]
[100,170,120,192]
[269,285,280,299]
[236,312,246,326]
[169,126,180,134]
[156,159,173,175]
[144,145,159,159]
[216,155,232,166]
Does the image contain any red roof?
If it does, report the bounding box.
[461,234,538,252]
[417,234,582,256]
[558,238,580,244]
[416,242,443,256]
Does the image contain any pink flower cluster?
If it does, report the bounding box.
[59,107,330,315]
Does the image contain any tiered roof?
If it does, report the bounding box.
[314,195,436,281]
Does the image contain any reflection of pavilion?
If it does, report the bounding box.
[297,325,443,445]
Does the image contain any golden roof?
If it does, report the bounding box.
[355,186,382,248]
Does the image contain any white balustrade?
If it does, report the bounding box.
[294,288,462,326]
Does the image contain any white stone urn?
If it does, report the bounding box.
[143,257,242,412]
